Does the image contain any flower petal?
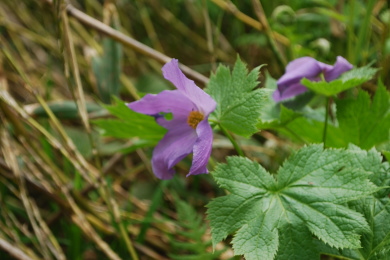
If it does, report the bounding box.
[277,57,324,87]
[152,126,197,179]
[324,56,353,81]
[162,59,216,115]
[127,90,194,129]
[273,82,308,102]
[187,119,213,176]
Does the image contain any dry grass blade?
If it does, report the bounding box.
[42,0,209,85]
[0,126,47,259]
[210,0,290,46]
[0,236,35,260]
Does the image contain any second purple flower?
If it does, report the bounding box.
[127,59,217,180]
[273,56,353,102]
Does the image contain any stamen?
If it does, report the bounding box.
[187,111,204,129]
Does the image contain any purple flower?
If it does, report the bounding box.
[127,59,217,179]
[273,56,353,102]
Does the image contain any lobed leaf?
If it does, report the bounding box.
[333,162,390,259]
[207,144,381,260]
[206,57,267,137]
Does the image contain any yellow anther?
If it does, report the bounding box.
[187,111,204,129]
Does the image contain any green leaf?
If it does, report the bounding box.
[323,159,390,260]
[256,72,280,128]
[349,197,390,260]
[383,151,390,162]
[31,101,102,119]
[169,199,225,260]
[92,19,123,103]
[275,215,320,260]
[232,207,279,260]
[301,65,378,96]
[259,86,390,150]
[259,105,346,147]
[206,57,267,137]
[207,145,380,260]
[92,98,166,142]
[336,85,390,149]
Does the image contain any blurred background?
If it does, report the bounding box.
[0,0,389,259]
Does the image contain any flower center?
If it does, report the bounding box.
[187,111,204,129]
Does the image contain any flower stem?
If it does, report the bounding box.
[322,97,330,148]
[219,125,244,156]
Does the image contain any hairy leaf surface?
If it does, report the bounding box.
[206,57,267,137]
[207,145,380,260]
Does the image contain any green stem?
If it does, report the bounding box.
[118,217,139,260]
[322,97,330,148]
[219,124,244,156]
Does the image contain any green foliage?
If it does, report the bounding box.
[93,98,166,143]
[206,57,267,137]
[259,86,390,150]
[321,150,390,260]
[259,105,345,145]
[31,101,102,119]
[169,199,224,260]
[336,84,390,149]
[301,65,378,97]
[207,144,382,260]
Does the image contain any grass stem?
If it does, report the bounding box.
[322,97,330,148]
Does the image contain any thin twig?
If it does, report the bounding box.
[210,0,290,47]
[202,0,217,71]
[0,236,35,260]
[61,9,102,169]
[251,0,287,68]
[41,0,209,85]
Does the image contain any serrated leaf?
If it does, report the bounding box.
[350,197,390,260]
[207,145,380,260]
[206,57,267,137]
[232,210,279,260]
[301,65,378,96]
[320,158,390,260]
[256,72,280,128]
[92,98,166,141]
[275,215,319,260]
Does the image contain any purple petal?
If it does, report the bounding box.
[277,57,324,87]
[324,56,353,81]
[274,56,353,102]
[162,59,216,115]
[152,126,197,179]
[273,82,308,102]
[187,119,213,176]
[127,90,195,129]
